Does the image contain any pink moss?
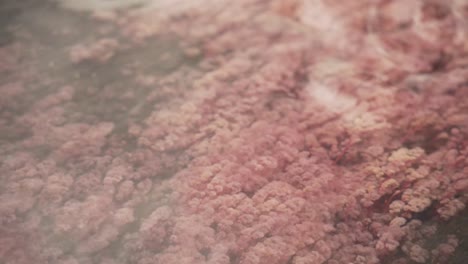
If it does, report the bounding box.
[1,0,468,263]
[69,38,119,64]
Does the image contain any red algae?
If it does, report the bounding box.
[1,1,468,264]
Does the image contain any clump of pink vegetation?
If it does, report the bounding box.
[69,38,119,64]
[1,0,468,264]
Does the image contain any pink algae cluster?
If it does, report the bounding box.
[1,0,468,264]
[70,39,119,64]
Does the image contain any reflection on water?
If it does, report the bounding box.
[1,1,468,264]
